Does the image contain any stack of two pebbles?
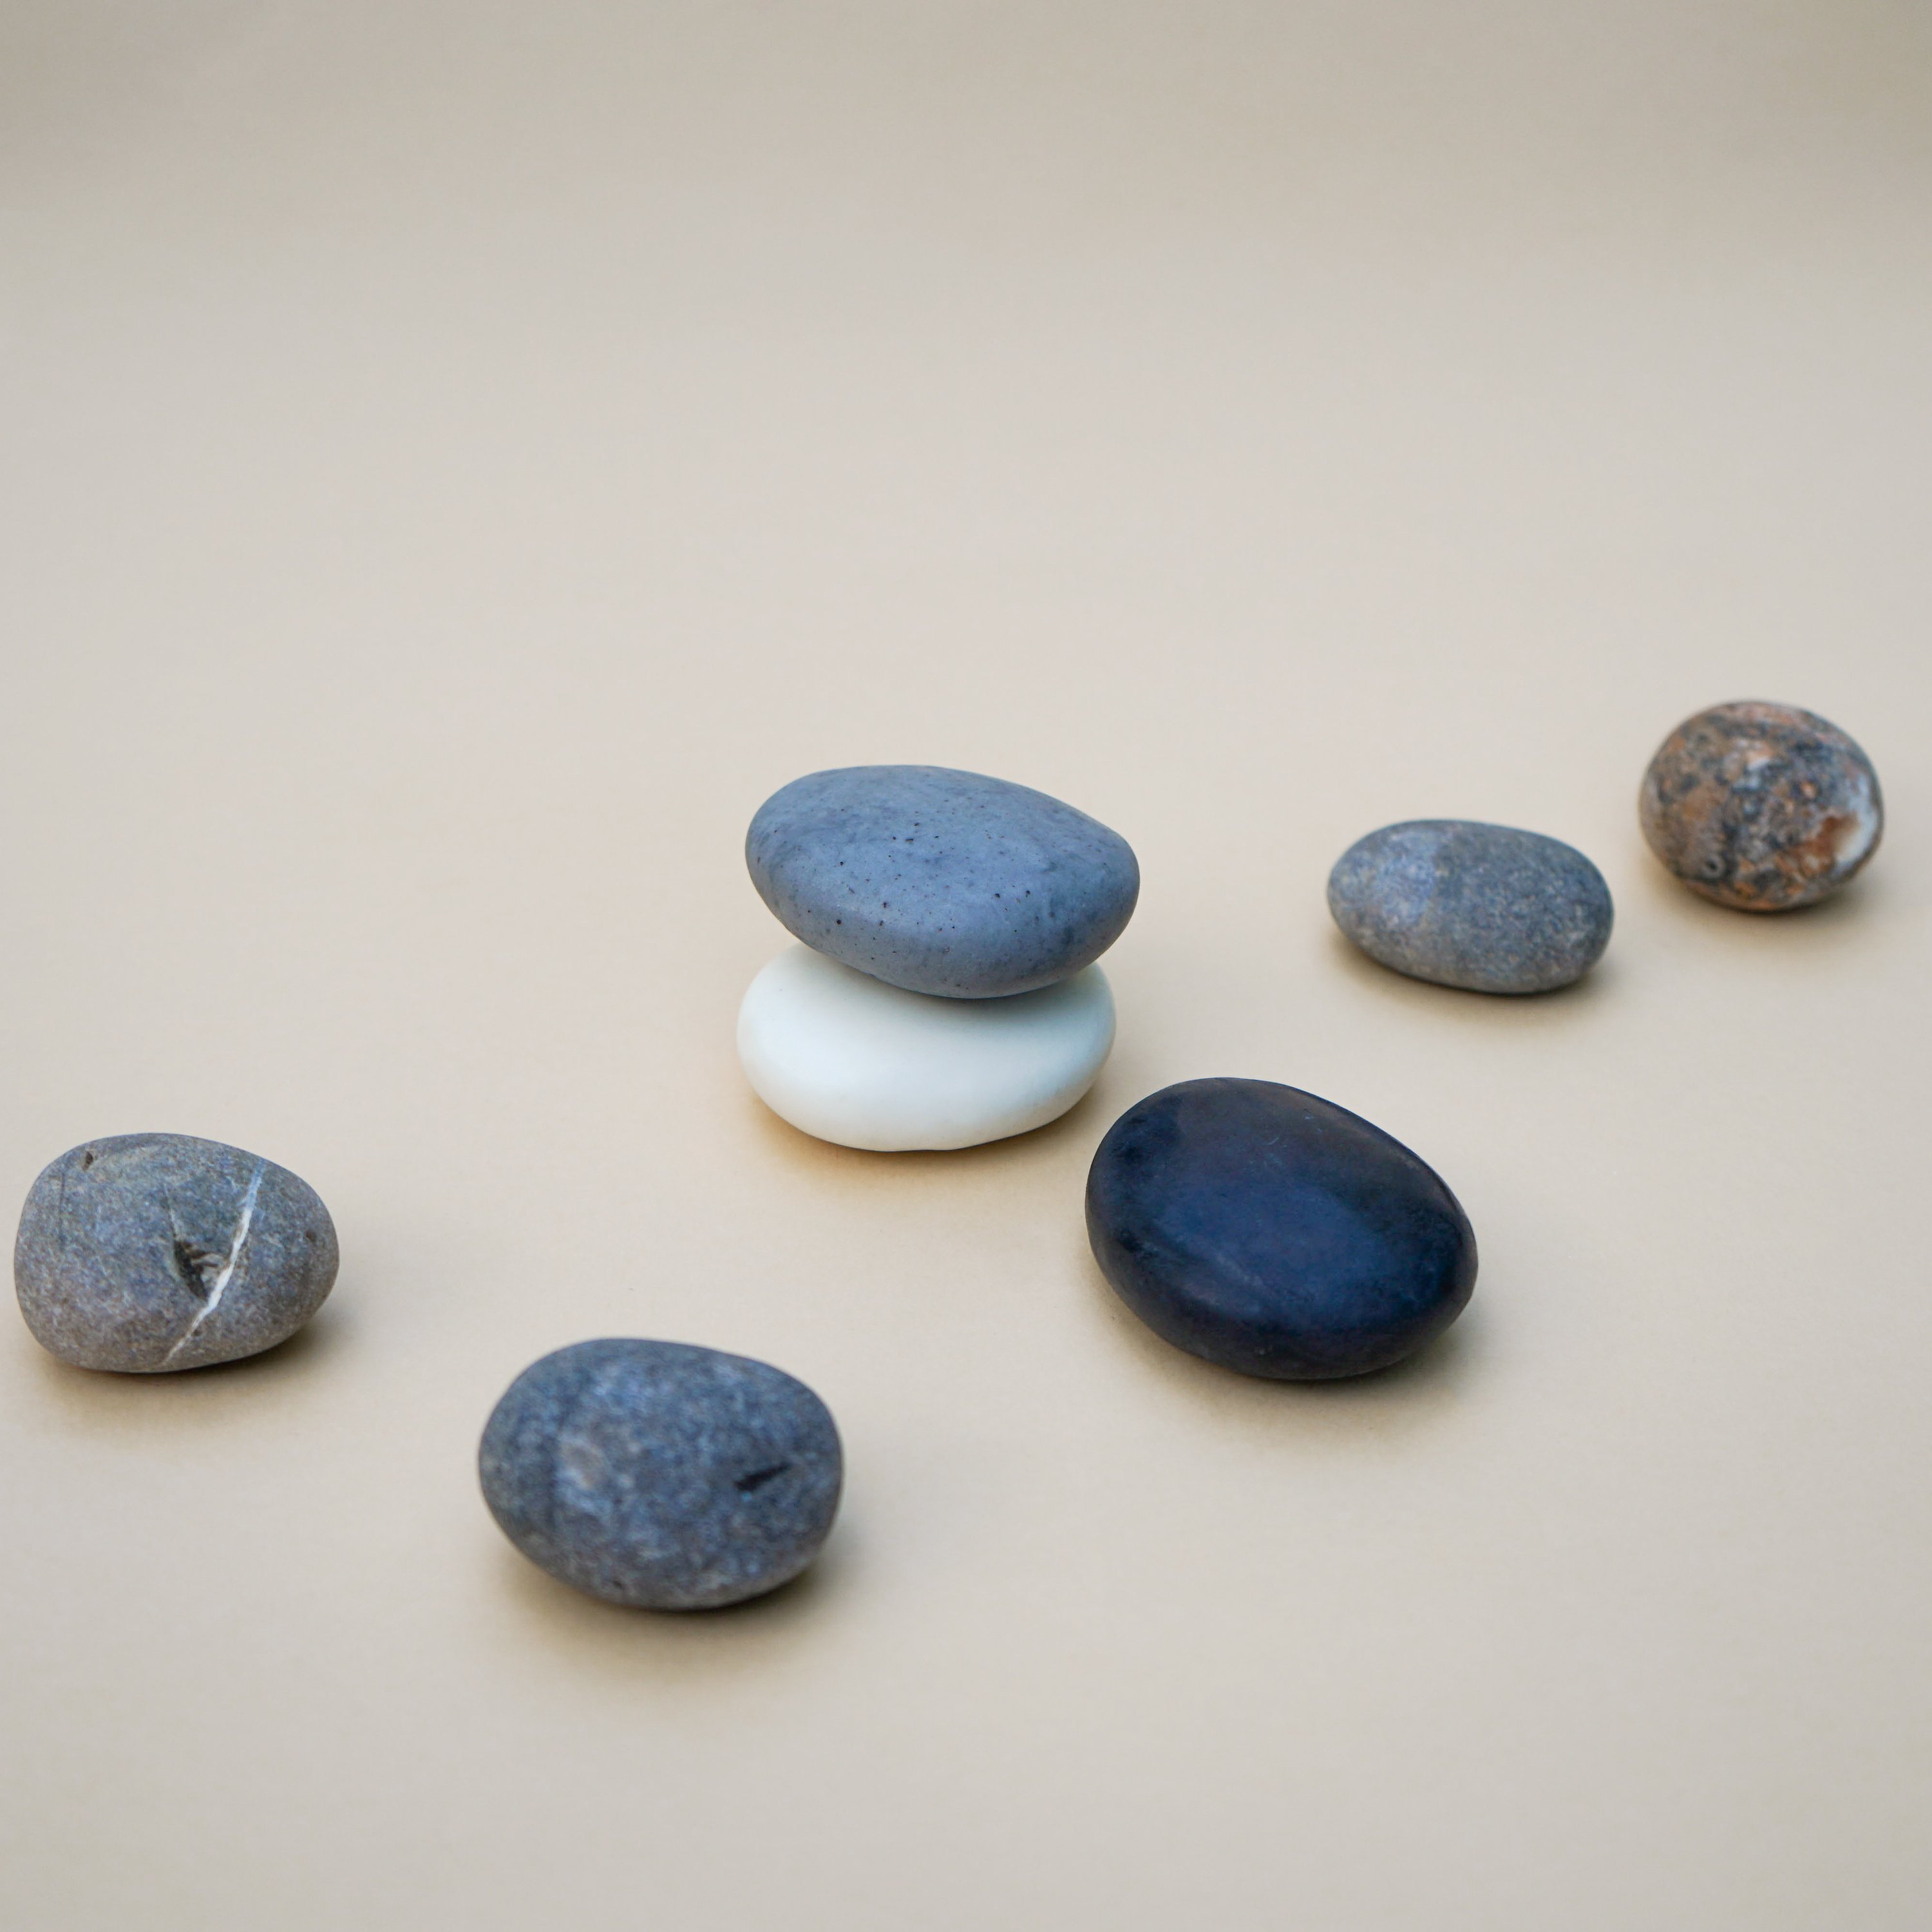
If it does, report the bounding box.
[738,766,1139,1151]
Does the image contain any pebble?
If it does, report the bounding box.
[1639,699,1883,910]
[739,942,1113,1151]
[1327,819,1614,994]
[478,1338,842,1611]
[1086,1078,1476,1379]
[746,764,1139,998]
[14,1133,339,1372]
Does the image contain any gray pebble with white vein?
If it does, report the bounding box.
[14,1133,339,1372]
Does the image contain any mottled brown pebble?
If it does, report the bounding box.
[1639,700,1882,911]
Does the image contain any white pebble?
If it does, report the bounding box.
[737,944,1115,1151]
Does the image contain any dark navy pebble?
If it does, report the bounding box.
[14,1133,339,1372]
[479,1338,843,1611]
[1327,820,1613,994]
[1086,1078,1476,1380]
[746,764,1139,998]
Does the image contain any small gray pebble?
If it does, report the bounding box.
[746,764,1139,998]
[1328,820,1614,994]
[1639,699,1883,911]
[14,1133,339,1372]
[479,1338,843,1611]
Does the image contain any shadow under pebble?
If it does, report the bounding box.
[1076,1231,1486,1447]
[1632,848,1891,948]
[21,1301,355,1436]
[486,1506,857,1682]
[1325,924,1622,1019]
[738,1071,1112,1181]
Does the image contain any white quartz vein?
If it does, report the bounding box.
[164,1161,266,1366]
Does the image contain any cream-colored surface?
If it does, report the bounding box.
[2,6,1928,1927]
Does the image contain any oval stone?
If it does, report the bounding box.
[1086,1078,1476,1380]
[479,1338,842,1611]
[746,764,1139,998]
[739,943,1113,1151]
[1639,699,1882,911]
[1327,820,1613,994]
[14,1133,339,1372]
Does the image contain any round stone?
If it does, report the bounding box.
[1327,819,1614,994]
[739,942,1114,1151]
[1086,1078,1477,1380]
[746,764,1139,998]
[1639,699,1883,911]
[14,1133,339,1372]
[478,1338,843,1611]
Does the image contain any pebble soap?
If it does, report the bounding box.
[1640,700,1883,911]
[1086,1079,1476,1381]
[14,1133,339,1372]
[739,943,1114,1151]
[479,1339,843,1611]
[1327,820,1613,994]
[746,764,1139,998]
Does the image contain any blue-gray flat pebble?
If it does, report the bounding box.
[479,1338,843,1611]
[14,1133,339,1372]
[1327,820,1613,994]
[746,764,1139,998]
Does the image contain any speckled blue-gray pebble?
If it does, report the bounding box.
[14,1133,339,1372]
[1327,819,1613,994]
[1086,1079,1476,1380]
[479,1338,842,1611]
[746,764,1139,998]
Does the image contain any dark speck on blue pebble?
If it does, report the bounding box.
[1086,1078,1477,1379]
[479,1338,842,1610]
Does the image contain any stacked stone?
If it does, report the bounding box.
[737,765,1140,1151]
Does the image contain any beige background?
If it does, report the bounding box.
[3,5,1929,1927]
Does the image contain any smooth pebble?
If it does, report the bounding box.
[1086,1077,1477,1379]
[14,1133,339,1372]
[479,1338,842,1611]
[1640,699,1882,910]
[1327,819,1614,994]
[739,942,1114,1151]
[746,764,1139,998]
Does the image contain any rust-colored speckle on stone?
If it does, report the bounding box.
[1638,699,1883,912]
